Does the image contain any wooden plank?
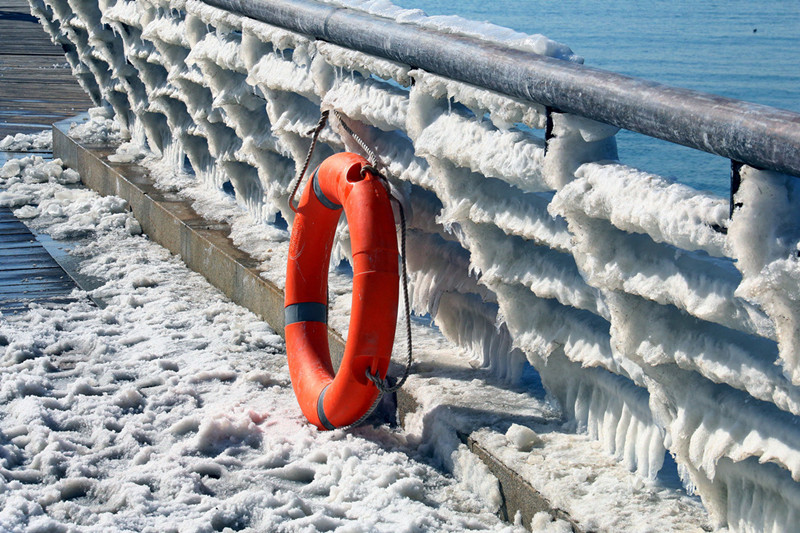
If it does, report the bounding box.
[0,76,87,86]
[0,219,29,226]
[0,274,76,288]
[0,222,34,234]
[0,114,60,125]
[1,254,59,269]
[1,0,38,11]
[0,235,39,246]
[0,218,30,227]
[0,93,89,104]
[0,247,57,258]
[0,245,55,256]
[0,68,80,78]
[0,207,80,308]
[0,80,83,90]
[0,115,57,125]
[0,296,78,313]
[0,233,37,244]
[0,48,73,57]
[0,124,49,136]
[0,67,85,78]
[0,22,62,56]
[0,280,74,292]
[0,99,89,110]
[2,295,76,304]
[0,56,71,68]
[0,284,77,296]
[0,266,70,280]
[0,9,38,21]
[0,40,66,52]
[0,270,75,284]
[0,227,34,236]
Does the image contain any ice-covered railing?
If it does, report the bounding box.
[27,0,800,529]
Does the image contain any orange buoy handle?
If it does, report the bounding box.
[284,153,399,430]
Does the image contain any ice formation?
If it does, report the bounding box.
[24,0,800,529]
[0,154,526,532]
[0,130,53,152]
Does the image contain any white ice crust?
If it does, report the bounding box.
[0,152,526,532]
[0,135,716,532]
[23,0,800,528]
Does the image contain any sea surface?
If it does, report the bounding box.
[393,0,799,197]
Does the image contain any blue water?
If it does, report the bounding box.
[393,0,800,197]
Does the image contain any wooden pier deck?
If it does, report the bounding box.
[0,0,91,313]
[0,0,92,139]
[0,207,78,313]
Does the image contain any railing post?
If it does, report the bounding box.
[730,160,744,218]
[544,106,555,155]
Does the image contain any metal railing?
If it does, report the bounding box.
[206,0,800,179]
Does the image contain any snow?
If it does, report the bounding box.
[561,162,728,257]
[22,0,800,528]
[727,166,800,386]
[0,150,527,532]
[505,424,542,452]
[0,132,715,532]
[317,0,583,64]
[0,131,52,153]
[67,107,124,145]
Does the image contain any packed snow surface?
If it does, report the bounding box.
[0,150,533,532]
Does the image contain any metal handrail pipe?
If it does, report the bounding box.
[203,0,800,178]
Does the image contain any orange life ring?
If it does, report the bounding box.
[284,152,399,430]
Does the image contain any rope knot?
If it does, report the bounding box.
[366,368,400,394]
[360,164,385,180]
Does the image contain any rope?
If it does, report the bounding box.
[360,165,413,395]
[288,110,329,213]
[334,110,379,167]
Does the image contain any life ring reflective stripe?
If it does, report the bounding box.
[284,152,399,430]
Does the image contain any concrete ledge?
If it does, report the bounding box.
[53,121,347,363]
[466,435,579,529]
[53,119,579,531]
